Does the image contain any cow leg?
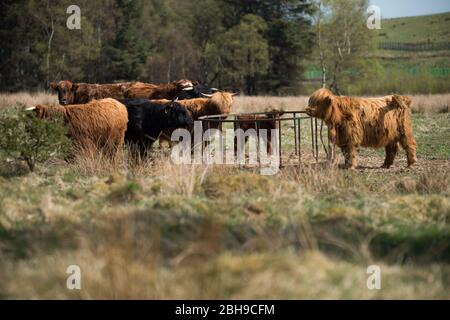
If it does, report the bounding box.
[341,145,357,169]
[399,136,417,168]
[382,142,399,168]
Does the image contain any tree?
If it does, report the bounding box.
[317,0,379,94]
[207,15,269,94]
[222,0,315,94]
[186,0,225,83]
[107,0,149,81]
[312,0,327,88]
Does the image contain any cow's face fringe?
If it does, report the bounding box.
[173,79,194,91]
[50,80,77,105]
[166,104,194,128]
[306,88,341,124]
[209,92,234,115]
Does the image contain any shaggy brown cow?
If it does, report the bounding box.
[124,80,195,100]
[50,80,134,105]
[306,88,417,169]
[234,112,284,154]
[155,92,237,146]
[27,98,128,158]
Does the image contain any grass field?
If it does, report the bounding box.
[0,93,449,299]
[377,12,450,43]
[375,13,450,94]
[305,13,450,95]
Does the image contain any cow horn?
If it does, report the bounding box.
[211,88,220,92]
[201,93,214,98]
[230,91,240,96]
[182,86,194,91]
[25,106,36,111]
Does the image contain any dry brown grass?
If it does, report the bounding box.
[410,93,450,113]
[0,149,449,299]
[0,91,57,109]
[233,94,450,114]
[1,92,448,114]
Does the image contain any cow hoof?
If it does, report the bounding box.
[338,164,355,170]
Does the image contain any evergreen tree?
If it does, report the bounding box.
[221,0,315,94]
[207,15,269,94]
[107,0,148,81]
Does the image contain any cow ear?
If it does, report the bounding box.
[392,95,409,109]
[402,95,412,107]
[50,82,58,91]
[327,96,333,105]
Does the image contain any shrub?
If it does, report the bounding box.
[0,107,71,171]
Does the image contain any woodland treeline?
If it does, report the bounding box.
[1,0,383,95]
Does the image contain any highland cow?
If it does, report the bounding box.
[154,91,238,146]
[123,80,195,100]
[27,98,128,158]
[50,80,134,105]
[234,112,284,154]
[120,99,194,157]
[176,83,220,100]
[306,88,417,169]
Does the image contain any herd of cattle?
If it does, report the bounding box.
[28,79,237,158]
[26,79,417,169]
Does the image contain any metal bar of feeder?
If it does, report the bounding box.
[298,118,302,165]
[278,116,282,168]
[310,117,315,159]
[200,119,205,157]
[293,112,298,155]
[255,115,260,168]
[315,117,319,162]
[235,115,240,168]
[327,125,331,161]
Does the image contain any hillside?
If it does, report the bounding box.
[377,12,450,43]
[304,12,450,94]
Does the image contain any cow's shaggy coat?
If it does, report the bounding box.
[31,98,128,158]
[124,80,194,100]
[306,88,417,169]
[120,99,193,157]
[155,92,236,146]
[50,80,134,105]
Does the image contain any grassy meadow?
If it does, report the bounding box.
[375,13,450,95]
[377,12,450,43]
[304,13,450,95]
[0,93,449,299]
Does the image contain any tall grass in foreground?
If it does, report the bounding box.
[0,154,449,299]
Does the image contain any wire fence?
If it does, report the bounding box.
[378,41,450,51]
[304,67,450,80]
